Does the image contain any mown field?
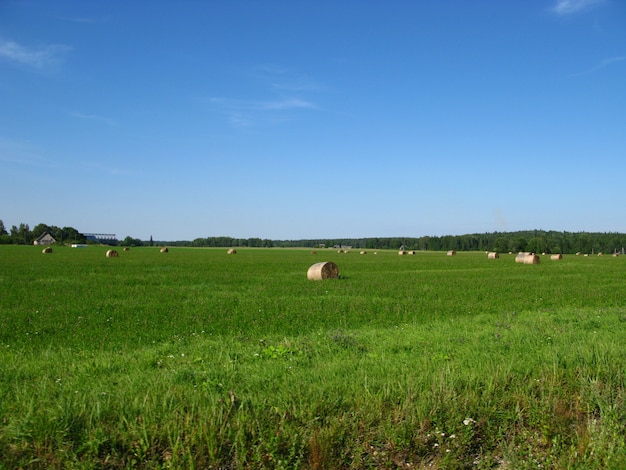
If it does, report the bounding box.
[1,245,625,469]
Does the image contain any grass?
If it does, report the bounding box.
[1,246,626,468]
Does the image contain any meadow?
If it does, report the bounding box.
[1,245,625,469]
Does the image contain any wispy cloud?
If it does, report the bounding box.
[552,0,605,15]
[70,112,118,126]
[570,56,626,76]
[80,160,135,177]
[0,39,72,69]
[208,96,317,127]
[0,137,58,168]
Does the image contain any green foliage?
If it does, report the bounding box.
[1,246,626,467]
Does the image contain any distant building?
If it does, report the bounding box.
[33,232,56,245]
[84,233,118,245]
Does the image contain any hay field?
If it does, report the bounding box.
[1,246,626,468]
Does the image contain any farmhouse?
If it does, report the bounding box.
[33,232,56,245]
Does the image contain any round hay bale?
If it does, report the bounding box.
[447,250,456,256]
[360,251,367,255]
[337,249,344,253]
[398,250,407,256]
[597,252,603,257]
[307,261,339,280]
[576,252,581,256]
[227,248,237,255]
[487,252,499,259]
[550,254,562,260]
[515,252,534,263]
[106,249,119,258]
[523,254,540,264]
[123,247,130,252]
[42,247,53,254]
[408,250,416,255]
[160,247,169,253]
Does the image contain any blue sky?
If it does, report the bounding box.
[1,0,624,241]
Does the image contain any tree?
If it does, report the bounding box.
[0,220,7,236]
[32,223,51,239]
[120,236,143,247]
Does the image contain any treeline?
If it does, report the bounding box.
[157,230,626,255]
[0,221,86,245]
[3,219,625,254]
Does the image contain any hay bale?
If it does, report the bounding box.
[160,247,169,253]
[597,252,603,257]
[360,251,367,255]
[576,252,581,256]
[337,249,344,253]
[408,250,416,255]
[307,261,339,280]
[487,252,499,259]
[550,254,562,260]
[106,249,119,258]
[123,247,130,252]
[227,248,237,255]
[524,254,540,264]
[447,250,456,256]
[42,247,53,254]
[515,253,540,264]
[398,250,407,256]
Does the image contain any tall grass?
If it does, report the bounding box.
[1,246,625,468]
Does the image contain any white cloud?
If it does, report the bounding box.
[0,39,71,68]
[552,0,605,15]
[70,112,118,126]
[208,96,316,128]
[570,56,626,76]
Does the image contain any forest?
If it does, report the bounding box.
[2,220,625,255]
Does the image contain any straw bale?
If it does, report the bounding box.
[307,261,339,280]
[227,248,237,254]
[447,250,456,256]
[42,247,53,254]
[550,254,562,260]
[360,251,367,255]
[160,247,169,253]
[408,251,416,255]
[487,252,499,259]
[398,250,407,256]
[123,247,130,252]
[517,253,540,264]
[106,249,119,258]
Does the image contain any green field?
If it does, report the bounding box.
[1,246,625,468]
